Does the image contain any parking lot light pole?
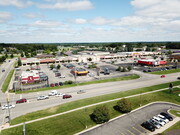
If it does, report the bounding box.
[6,94,11,124]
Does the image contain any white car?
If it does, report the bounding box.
[55,93,65,97]
[48,90,58,96]
[37,95,49,100]
[149,119,161,129]
[59,75,65,78]
[2,104,15,110]
[157,114,169,123]
[152,116,166,126]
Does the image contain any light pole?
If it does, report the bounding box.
[6,94,11,124]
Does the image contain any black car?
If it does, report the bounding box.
[141,121,156,132]
[160,112,173,121]
[177,77,180,80]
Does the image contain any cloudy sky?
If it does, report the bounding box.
[0,0,180,43]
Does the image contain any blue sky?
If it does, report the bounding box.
[0,0,180,43]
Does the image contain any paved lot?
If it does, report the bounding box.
[80,103,180,135]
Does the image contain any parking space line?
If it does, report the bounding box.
[132,127,143,134]
[137,125,150,134]
[126,129,135,135]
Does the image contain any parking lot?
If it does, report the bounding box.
[81,103,180,135]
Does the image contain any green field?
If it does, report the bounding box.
[150,68,180,75]
[170,110,180,117]
[14,74,139,94]
[2,69,14,93]
[9,81,180,126]
[1,88,180,135]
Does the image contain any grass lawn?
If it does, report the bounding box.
[2,69,14,93]
[1,89,180,135]
[150,68,180,75]
[169,110,180,117]
[14,74,139,94]
[9,81,180,126]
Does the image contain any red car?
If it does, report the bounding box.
[16,98,27,104]
[50,83,55,87]
[63,94,72,99]
[161,75,166,78]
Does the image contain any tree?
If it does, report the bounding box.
[50,64,55,70]
[117,98,132,113]
[21,52,24,57]
[10,53,14,58]
[169,83,173,93]
[91,105,110,124]
[57,64,61,70]
[17,57,22,66]
[127,66,132,71]
[5,53,8,58]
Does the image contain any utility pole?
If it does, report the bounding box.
[6,94,11,124]
[23,122,26,135]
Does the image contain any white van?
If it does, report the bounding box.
[48,90,58,96]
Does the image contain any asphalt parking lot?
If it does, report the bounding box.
[80,103,180,135]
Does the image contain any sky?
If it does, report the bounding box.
[0,0,180,43]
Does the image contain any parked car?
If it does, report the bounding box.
[48,90,58,96]
[141,121,156,132]
[157,114,169,123]
[152,116,166,126]
[149,119,161,129]
[50,83,55,87]
[177,77,180,80]
[2,69,5,72]
[37,95,49,100]
[55,93,65,97]
[59,75,65,78]
[161,75,166,78]
[77,90,86,94]
[55,83,59,86]
[104,68,110,75]
[16,98,27,104]
[63,94,72,99]
[160,112,173,121]
[2,104,15,110]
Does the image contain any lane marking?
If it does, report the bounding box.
[126,129,135,135]
[132,126,144,134]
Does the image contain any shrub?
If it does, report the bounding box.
[64,80,73,85]
[117,98,132,113]
[90,105,110,124]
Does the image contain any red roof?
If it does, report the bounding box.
[21,58,27,60]
[40,59,56,63]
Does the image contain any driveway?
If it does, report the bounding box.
[80,103,180,135]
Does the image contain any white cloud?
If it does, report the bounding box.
[0,12,12,23]
[36,0,93,11]
[0,0,33,8]
[30,20,64,27]
[89,17,115,25]
[73,18,87,24]
[23,13,45,19]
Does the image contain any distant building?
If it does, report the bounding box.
[138,59,167,66]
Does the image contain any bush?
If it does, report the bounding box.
[117,98,132,113]
[64,80,73,85]
[90,105,110,124]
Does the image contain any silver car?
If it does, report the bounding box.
[37,95,49,100]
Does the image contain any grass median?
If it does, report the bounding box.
[1,87,180,135]
[9,81,180,126]
[149,68,180,75]
[2,69,14,93]
[14,74,140,94]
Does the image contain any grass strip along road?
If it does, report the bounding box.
[1,81,180,135]
[14,74,139,94]
[150,68,180,75]
[2,69,14,93]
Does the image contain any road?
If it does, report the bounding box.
[0,68,179,125]
[0,59,16,93]
[80,102,180,135]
